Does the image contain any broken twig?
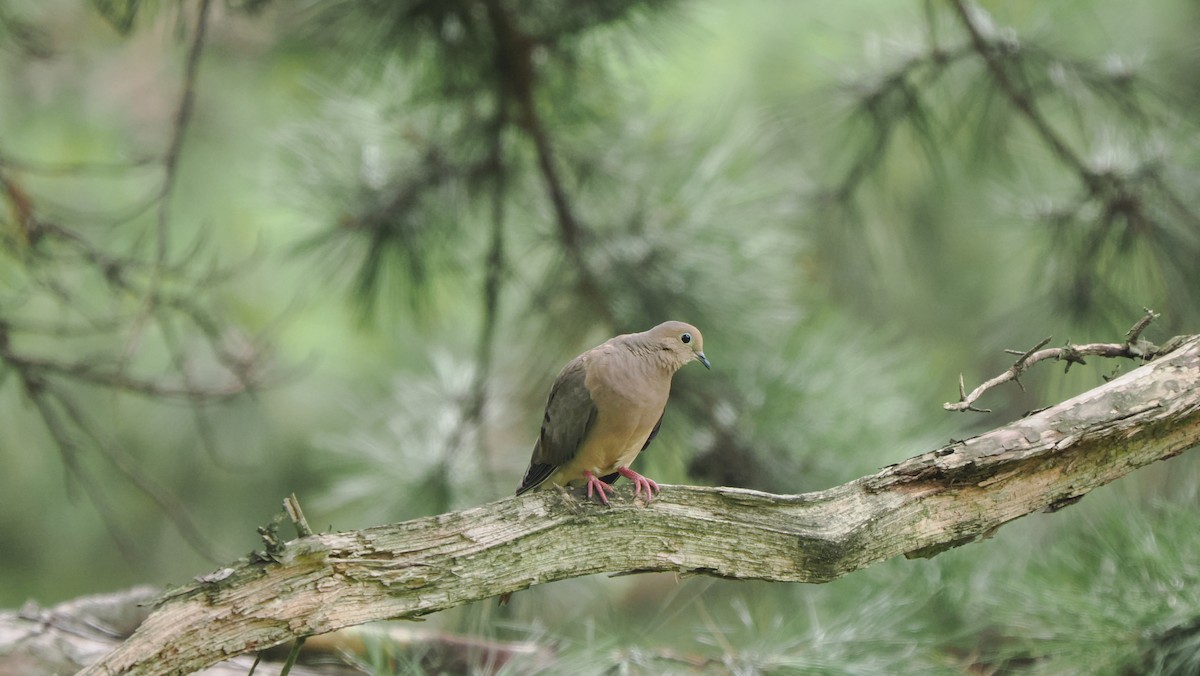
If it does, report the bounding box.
[945,309,1164,412]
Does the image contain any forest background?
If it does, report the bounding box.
[2,0,1200,672]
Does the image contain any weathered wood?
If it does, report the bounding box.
[83,337,1200,676]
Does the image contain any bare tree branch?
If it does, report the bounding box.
[82,335,1200,676]
[0,586,364,675]
[2,587,552,674]
[944,309,1171,412]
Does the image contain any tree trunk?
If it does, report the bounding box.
[82,337,1200,676]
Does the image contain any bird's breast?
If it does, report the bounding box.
[576,358,671,474]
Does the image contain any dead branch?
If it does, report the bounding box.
[944,309,1174,412]
[0,586,394,675]
[82,335,1200,675]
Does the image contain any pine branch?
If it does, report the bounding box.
[949,0,1097,187]
[83,335,1200,675]
[950,0,1200,235]
[482,0,617,328]
[154,0,211,269]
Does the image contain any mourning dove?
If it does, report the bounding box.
[515,320,710,505]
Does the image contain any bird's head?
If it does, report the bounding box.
[646,320,710,371]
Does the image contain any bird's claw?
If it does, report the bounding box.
[583,471,616,505]
[618,467,660,503]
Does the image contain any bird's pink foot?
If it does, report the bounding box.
[618,467,660,502]
[583,471,616,505]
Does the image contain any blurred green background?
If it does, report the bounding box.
[2,0,1199,672]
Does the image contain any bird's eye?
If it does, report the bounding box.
[680,333,692,344]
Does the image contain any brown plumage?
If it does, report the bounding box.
[516,320,710,505]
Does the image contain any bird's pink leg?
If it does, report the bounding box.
[583,471,616,505]
[618,467,660,502]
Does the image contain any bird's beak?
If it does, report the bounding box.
[696,352,711,370]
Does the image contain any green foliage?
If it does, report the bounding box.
[282,66,483,320]
[962,498,1200,674]
[312,350,499,522]
[2,0,1200,672]
[90,0,147,34]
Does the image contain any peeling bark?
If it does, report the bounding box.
[82,337,1200,676]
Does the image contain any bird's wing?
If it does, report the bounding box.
[516,355,597,494]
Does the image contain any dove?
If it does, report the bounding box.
[515,321,710,505]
